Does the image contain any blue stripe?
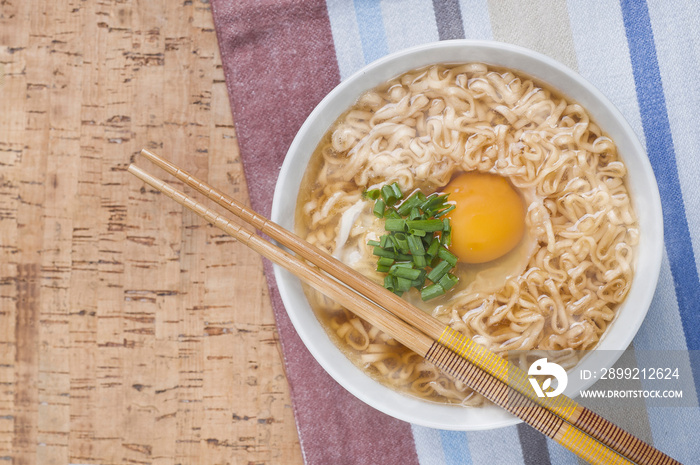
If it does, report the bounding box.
[620,0,700,354]
[353,0,390,64]
[439,430,473,465]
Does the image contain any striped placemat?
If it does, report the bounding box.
[211,1,700,463]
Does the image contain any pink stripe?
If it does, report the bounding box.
[210,1,422,463]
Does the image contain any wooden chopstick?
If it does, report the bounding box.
[130,151,680,465]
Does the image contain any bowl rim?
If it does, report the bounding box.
[270,39,664,430]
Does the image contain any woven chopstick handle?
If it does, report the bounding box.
[573,407,680,465]
[424,342,633,465]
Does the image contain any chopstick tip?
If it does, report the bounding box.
[141,147,156,160]
[127,163,142,176]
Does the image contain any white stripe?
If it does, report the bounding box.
[466,427,525,465]
[646,0,700,279]
[380,0,439,52]
[325,0,367,79]
[412,425,448,465]
[458,0,493,40]
[566,0,644,143]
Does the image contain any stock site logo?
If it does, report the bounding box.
[528,358,568,397]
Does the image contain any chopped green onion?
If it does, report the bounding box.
[412,269,427,286]
[426,239,439,259]
[438,246,458,266]
[373,199,386,218]
[381,182,403,206]
[395,276,413,292]
[442,218,451,233]
[364,189,381,200]
[385,209,401,219]
[420,193,440,210]
[390,182,402,199]
[412,254,427,268]
[396,192,423,216]
[379,235,391,249]
[377,257,394,267]
[393,233,409,253]
[373,246,396,259]
[440,229,452,246]
[438,273,459,291]
[383,275,395,292]
[427,259,452,283]
[373,247,412,261]
[385,218,406,232]
[381,185,394,202]
[407,219,444,232]
[421,283,445,301]
[407,235,425,256]
[390,265,422,281]
[437,204,455,217]
[367,240,381,247]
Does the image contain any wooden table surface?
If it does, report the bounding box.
[1,1,304,463]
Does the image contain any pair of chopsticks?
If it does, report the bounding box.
[129,149,680,465]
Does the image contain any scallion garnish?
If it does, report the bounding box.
[364,189,381,201]
[427,259,452,283]
[367,183,459,301]
[373,199,386,218]
[406,219,444,232]
[385,218,406,232]
[420,283,445,301]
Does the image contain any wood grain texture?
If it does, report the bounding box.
[0,1,303,463]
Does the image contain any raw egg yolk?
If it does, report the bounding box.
[443,172,526,264]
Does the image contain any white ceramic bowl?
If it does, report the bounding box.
[271,40,663,430]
